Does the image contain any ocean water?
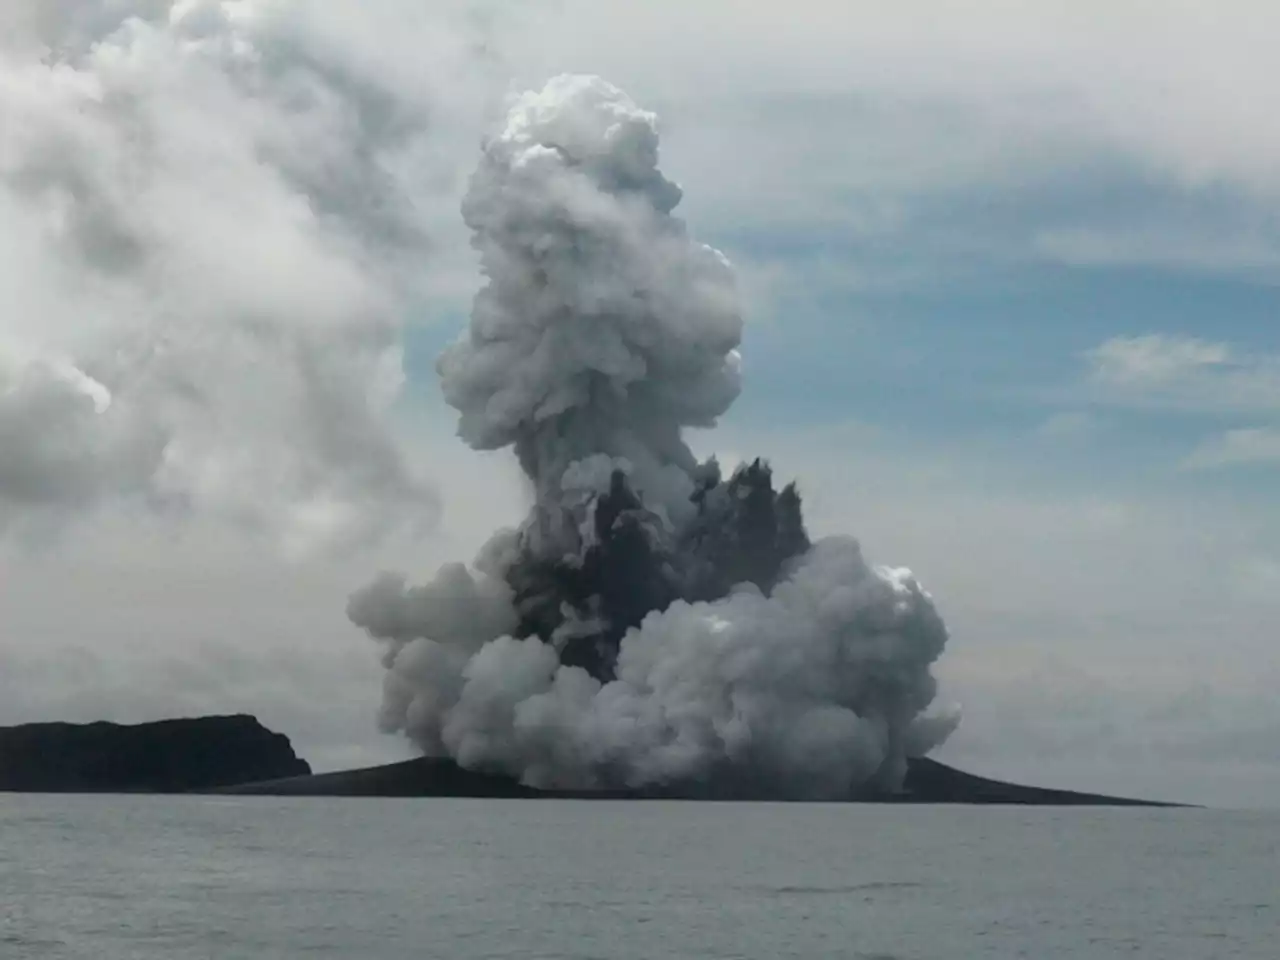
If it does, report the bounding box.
[0,797,1275,960]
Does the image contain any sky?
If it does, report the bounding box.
[1,0,1277,807]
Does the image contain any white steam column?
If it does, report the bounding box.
[349,75,959,798]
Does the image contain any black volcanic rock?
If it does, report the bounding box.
[216,755,1182,806]
[0,715,310,793]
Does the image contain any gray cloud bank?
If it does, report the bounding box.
[0,1,472,550]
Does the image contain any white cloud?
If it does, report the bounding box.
[1083,335,1280,475]
[1184,428,1280,470]
[1089,334,1233,387]
[1086,334,1280,413]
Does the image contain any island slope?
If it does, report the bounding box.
[215,755,1181,806]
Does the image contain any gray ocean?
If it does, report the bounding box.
[1,797,1275,960]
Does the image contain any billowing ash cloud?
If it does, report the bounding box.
[349,74,958,798]
[0,1,454,551]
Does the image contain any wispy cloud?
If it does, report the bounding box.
[1089,334,1233,387]
[1086,334,1280,414]
[1081,334,1280,473]
[1184,427,1280,470]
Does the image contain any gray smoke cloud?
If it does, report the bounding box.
[349,75,959,798]
[0,0,451,551]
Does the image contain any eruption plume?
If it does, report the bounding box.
[349,75,958,798]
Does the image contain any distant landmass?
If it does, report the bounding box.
[0,715,310,793]
[0,716,1181,805]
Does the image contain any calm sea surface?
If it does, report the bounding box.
[0,796,1274,959]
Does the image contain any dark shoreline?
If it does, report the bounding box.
[0,716,1187,806]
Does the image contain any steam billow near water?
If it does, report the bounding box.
[347,75,959,800]
[2,796,1276,960]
